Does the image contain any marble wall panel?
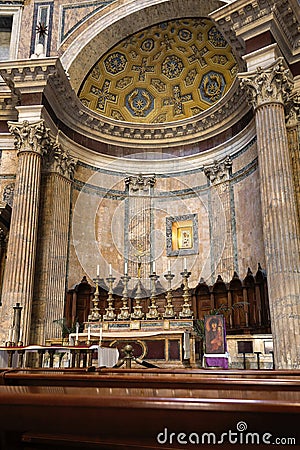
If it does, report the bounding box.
[0,150,17,175]
[234,169,265,276]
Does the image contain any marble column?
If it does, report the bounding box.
[31,138,76,344]
[0,120,50,345]
[240,58,300,369]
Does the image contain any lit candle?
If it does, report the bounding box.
[153,261,156,273]
[184,258,187,270]
[109,264,112,276]
[124,261,128,275]
[97,265,100,277]
[88,324,91,341]
[168,260,171,273]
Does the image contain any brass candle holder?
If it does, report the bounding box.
[118,274,131,320]
[131,278,144,320]
[163,271,176,318]
[103,276,116,320]
[146,272,160,319]
[88,276,102,321]
[179,269,193,318]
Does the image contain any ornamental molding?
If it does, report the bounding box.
[239,58,294,109]
[211,0,300,57]
[0,59,58,100]
[204,156,232,185]
[47,63,249,146]
[8,120,51,156]
[0,58,249,148]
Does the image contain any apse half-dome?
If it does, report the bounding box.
[78,18,238,124]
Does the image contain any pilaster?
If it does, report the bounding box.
[31,138,77,344]
[204,156,235,282]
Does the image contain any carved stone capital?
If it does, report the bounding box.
[286,91,300,127]
[204,156,232,185]
[8,120,51,156]
[43,138,77,180]
[239,58,294,109]
[125,174,156,192]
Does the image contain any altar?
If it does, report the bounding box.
[70,319,199,368]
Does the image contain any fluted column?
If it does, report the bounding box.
[31,139,77,344]
[0,120,50,345]
[240,59,300,369]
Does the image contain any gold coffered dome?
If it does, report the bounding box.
[78,18,238,124]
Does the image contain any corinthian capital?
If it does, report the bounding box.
[204,156,232,186]
[44,138,77,180]
[125,174,156,192]
[8,120,51,156]
[239,58,294,109]
[285,92,300,127]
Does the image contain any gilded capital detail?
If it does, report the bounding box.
[8,120,51,156]
[239,58,294,109]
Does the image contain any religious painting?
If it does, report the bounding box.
[166,214,198,256]
[177,226,193,249]
[205,315,225,354]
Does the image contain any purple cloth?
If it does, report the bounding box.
[205,356,228,369]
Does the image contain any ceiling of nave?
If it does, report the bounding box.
[78,18,238,124]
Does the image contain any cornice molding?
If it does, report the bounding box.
[211,0,300,64]
[0,58,250,149]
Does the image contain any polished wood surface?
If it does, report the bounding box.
[0,369,299,449]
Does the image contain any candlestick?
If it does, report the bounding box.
[168,260,171,272]
[97,265,100,277]
[153,260,156,273]
[99,326,103,345]
[163,271,176,318]
[103,275,116,321]
[75,322,79,343]
[179,269,193,318]
[184,258,187,270]
[109,264,112,276]
[117,274,131,320]
[124,261,128,275]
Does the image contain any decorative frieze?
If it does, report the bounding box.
[239,58,294,109]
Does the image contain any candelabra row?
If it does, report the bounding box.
[88,269,194,322]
